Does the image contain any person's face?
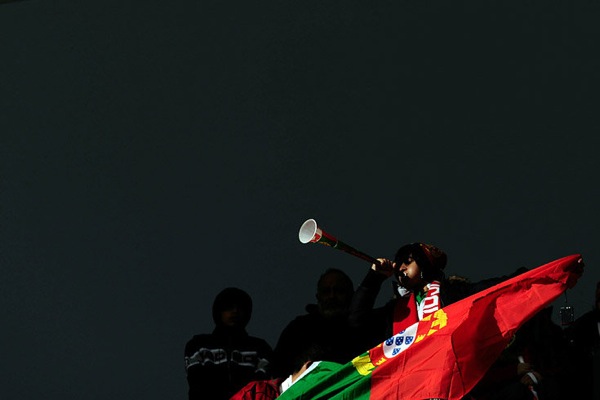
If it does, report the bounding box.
[219,303,247,328]
[394,253,426,290]
[316,273,353,317]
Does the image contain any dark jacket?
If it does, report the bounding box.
[271,303,363,378]
[564,307,600,398]
[184,326,273,400]
[185,287,273,400]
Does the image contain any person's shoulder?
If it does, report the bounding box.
[185,333,215,347]
[187,332,213,341]
[303,360,344,377]
[295,307,323,323]
[317,360,344,369]
[574,309,599,325]
[184,333,216,356]
[281,311,319,329]
[305,303,320,315]
[246,335,274,350]
[247,335,270,343]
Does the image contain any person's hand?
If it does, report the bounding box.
[520,370,542,386]
[516,362,533,376]
[371,258,395,278]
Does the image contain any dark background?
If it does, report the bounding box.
[1,0,599,399]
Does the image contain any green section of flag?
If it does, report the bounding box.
[277,356,374,400]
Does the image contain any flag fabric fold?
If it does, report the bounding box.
[277,254,583,400]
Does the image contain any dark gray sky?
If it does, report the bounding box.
[1,1,599,399]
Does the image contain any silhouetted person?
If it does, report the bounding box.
[271,268,362,378]
[349,241,529,352]
[564,280,600,399]
[184,287,273,400]
[468,306,570,400]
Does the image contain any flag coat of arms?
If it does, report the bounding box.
[277,254,583,400]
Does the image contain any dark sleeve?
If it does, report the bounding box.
[184,336,228,400]
[271,318,303,378]
[184,336,202,372]
[348,269,387,327]
[255,338,274,377]
[348,270,394,350]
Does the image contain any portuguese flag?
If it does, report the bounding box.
[277,254,583,400]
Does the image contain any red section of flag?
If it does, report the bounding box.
[369,254,583,400]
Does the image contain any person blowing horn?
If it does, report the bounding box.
[348,242,528,353]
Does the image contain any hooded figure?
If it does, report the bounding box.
[184,287,273,400]
[211,287,253,330]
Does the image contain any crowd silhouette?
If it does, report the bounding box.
[184,243,595,400]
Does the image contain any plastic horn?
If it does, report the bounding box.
[298,218,380,265]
